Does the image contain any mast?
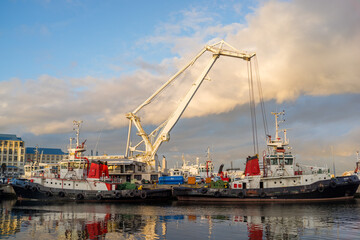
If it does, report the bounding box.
[73,120,83,147]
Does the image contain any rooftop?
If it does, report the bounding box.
[26,147,65,155]
[0,134,22,141]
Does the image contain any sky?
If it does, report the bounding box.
[1,0,360,174]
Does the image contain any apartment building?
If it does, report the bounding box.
[0,134,25,176]
[25,147,66,164]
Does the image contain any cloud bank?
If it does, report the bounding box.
[1,0,359,139]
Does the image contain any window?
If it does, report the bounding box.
[270,158,278,165]
[285,158,293,165]
[150,175,158,181]
[134,175,142,180]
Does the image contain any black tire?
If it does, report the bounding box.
[31,186,37,192]
[200,188,208,194]
[96,194,102,200]
[45,191,52,197]
[25,184,30,190]
[58,191,66,198]
[238,192,245,199]
[115,192,121,199]
[347,178,353,183]
[317,185,325,193]
[214,191,221,198]
[260,191,266,198]
[140,191,147,199]
[128,191,135,198]
[76,193,84,200]
[330,181,337,188]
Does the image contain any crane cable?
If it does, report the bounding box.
[247,60,258,155]
[254,56,269,136]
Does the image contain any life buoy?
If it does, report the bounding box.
[115,192,121,199]
[214,191,221,198]
[59,191,66,198]
[317,185,325,193]
[96,194,102,200]
[200,188,208,194]
[140,191,147,199]
[76,193,84,200]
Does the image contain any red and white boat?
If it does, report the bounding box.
[11,121,172,201]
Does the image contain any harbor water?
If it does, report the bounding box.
[1,199,360,239]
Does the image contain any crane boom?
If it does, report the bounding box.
[125,40,256,169]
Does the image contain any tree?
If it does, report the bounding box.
[1,163,6,174]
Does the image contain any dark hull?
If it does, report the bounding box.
[11,180,172,202]
[173,176,360,203]
[0,184,16,199]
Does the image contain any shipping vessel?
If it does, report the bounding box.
[10,121,171,201]
[173,112,360,202]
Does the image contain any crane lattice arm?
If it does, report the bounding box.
[125,40,256,168]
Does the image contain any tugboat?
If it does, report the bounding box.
[11,121,172,201]
[173,112,360,202]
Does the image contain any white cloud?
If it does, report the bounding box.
[1,0,360,170]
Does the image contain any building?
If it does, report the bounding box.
[0,134,25,176]
[25,147,66,165]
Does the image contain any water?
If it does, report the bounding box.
[1,199,360,240]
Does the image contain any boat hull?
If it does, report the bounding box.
[173,176,360,203]
[0,184,16,199]
[11,180,172,202]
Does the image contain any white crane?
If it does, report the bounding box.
[125,40,256,169]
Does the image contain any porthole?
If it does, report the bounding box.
[274,181,277,184]
[293,180,296,183]
[68,184,71,186]
[305,179,308,182]
[280,181,282,184]
[51,182,53,184]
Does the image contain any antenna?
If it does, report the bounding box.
[331,146,336,176]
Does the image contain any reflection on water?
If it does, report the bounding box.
[1,199,360,239]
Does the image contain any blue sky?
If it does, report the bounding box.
[1,0,360,174]
[0,0,256,80]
